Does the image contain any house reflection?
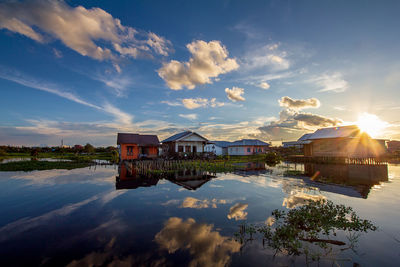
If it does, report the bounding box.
[116,163,159,189]
[167,169,215,190]
[116,163,215,191]
[303,163,388,198]
[233,162,266,171]
[232,162,273,177]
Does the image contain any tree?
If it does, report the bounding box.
[0,148,7,157]
[30,148,39,157]
[84,143,95,154]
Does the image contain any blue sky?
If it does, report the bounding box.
[1,0,400,146]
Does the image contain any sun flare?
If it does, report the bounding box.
[355,113,388,138]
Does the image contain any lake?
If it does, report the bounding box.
[0,162,399,266]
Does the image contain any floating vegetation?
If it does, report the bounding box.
[125,159,235,177]
[0,160,92,172]
[264,151,282,166]
[283,170,305,176]
[235,200,377,264]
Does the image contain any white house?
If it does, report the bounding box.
[228,139,270,156]
[161,131,208,156]
[204,141,232,156]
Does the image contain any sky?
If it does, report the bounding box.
[0,0,400,146]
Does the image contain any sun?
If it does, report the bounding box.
[355,113,388,138]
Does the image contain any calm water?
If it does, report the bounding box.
[0,162,399,266]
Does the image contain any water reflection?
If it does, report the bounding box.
[116,163,216,191]
[233,162,268,171]
[0,162,399,266]
[155,217,240,267]
[282,191,326,209]
[287,163,389,198]
[227,203,248,221]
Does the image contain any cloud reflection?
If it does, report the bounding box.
[227,203,248,221]
[0,190,125,242]
[282,191,326,209]
[155,217,240,267]
[11,167,117,185]
[181,197,227,209]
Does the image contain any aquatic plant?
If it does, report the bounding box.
[264,151,282,166]
[0,160,91,172]
[0,148,7,157]
[235,200,377,263]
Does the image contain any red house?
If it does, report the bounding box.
[117,133,160,161]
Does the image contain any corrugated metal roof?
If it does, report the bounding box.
[298,133,314,141]
[117,133,160,145]
[161,131,192,143]
[208,141,232,148]
[307,125,361,140]
[229,139,270,147]
[161,131,208,143]
[283,140,312,147]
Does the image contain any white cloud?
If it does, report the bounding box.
[182,98,225,109]
[279,96,321,110]
[243,43,290,71]
[102,102,133,127]
[157,40,239,90]
[311,72,349,93]
[0,66,135,128]
[53,48,62,58]
[0,0,171,67]
[161,100,182,107]
[225,87,245,102]
[93,74,133,97]
[179,113,198,120]
[257,106,343,141]
[258,82,270,90]
[0,66,101,110]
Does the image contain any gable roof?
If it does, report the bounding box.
[298,133,314,141]
[208,141,232,148]
[307,125,363,140]
[229,139,270,147]
[117,133,160,145]
[161,131,208,143]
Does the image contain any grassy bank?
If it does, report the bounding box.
[0,160,92,172]
[0,152,116,161]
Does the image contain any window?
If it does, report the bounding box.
[247,148,251,152]
[178,145,184,152]
[127,146,134,156]
[185,146,191,152]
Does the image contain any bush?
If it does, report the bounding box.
[265,151,282,166]
[0,148,7,156]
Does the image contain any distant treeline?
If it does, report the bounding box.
[0,144,117,156]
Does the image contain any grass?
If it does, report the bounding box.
[0,152,116,161]
[0,160,92,172]
[283,170,305,176]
